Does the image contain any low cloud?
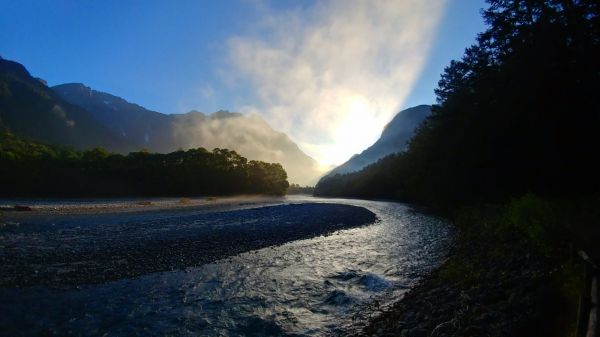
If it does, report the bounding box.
[172,112,321,185]
[52,105,76,127]
[226,0,448,167]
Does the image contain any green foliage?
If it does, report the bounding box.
[503,194,555,247]
[0,131,289,197]
[82,147,110,161]
[437,257,481,285]
[455,195,558,254]
[315,153,410,199]
[0,131,71,160]
[287,184,315,194]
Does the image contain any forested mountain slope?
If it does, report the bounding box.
[53,83,319,185]
[0,59,131,152]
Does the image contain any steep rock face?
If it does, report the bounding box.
[0,59,130,152]
[53,83,320,185]
[323,105,431,178]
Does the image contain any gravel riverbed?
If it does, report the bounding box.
[0,196,454,336]
[0,203,376,287]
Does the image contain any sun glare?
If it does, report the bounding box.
[318,95,386,168]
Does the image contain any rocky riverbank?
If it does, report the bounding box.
[0,195,286,218]
[355,227,581,337]
[0,203,376,287]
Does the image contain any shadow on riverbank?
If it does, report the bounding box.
[354,195,600,337]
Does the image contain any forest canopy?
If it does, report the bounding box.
[0,131,289,197]
[315,0,600,210]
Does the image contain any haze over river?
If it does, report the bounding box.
[0,196,453,336]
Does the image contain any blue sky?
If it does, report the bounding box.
[403,0,486,108]
[0,0,486,166]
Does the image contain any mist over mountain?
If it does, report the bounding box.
[53,83,320,185]
[0,59,131,152]
[322,105,431,179]
[170,111,320,186]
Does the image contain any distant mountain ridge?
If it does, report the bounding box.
[0,59,132,152]
[52,83,320,185]
[53,83,175,152]
[0,58,320,185]
[322,105,431,179]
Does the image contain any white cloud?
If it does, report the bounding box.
[225,0,448,167]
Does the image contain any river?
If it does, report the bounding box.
[0,196,453,336]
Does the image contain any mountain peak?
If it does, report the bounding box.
[321,104,431,179]
[210,110,243,119]
[0,59,130,152]
[0,58,33,80]
[55,83,88,89]
[53,83,97,99]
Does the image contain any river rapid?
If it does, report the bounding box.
[0,196,453,336]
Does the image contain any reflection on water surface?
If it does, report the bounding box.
[0,196,453,336]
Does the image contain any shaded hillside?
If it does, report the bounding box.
[53,83,320,185]
[52,83,172,152]
[0,59,131,152]
[322,105,430,179]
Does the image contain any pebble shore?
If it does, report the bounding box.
[0,203,376,287]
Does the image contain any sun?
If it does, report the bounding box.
[317,95,385,168]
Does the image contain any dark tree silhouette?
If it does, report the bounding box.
[0,132,289,197]
[315,0,600,210]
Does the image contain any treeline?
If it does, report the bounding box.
[315,153,406,200]
[315,0,600,211]
[0,132,289,197]
[287,184,315,195]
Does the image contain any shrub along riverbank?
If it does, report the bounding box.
[355,195,598,336]
[0,131,289,197]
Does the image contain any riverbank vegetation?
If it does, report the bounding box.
[315,0,600,335]
[287,183,315,195]
[0,131,289,196]
[361,195,592,337]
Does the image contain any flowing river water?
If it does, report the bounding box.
[0,196,453,336]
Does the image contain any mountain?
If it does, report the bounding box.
[52,83,172,152]
[53,83,320,185]
[322,105,431,178]
[0,59,131,152]
[169,110,320,186]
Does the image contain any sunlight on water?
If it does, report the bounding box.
[0,196,453,336]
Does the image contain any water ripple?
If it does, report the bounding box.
[0,196,453,336]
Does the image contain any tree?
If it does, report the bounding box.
[315,0,600,209]
[0,131,290,197]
